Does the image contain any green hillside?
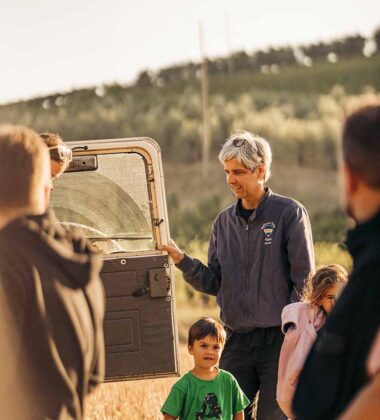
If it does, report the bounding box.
[0,54,379,163]
[211,54,380,96]
[0,52,379,243]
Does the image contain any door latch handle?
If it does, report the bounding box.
[132,287,149,297]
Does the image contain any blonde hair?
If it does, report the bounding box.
[301,264,348,305]
[0,125,48,211]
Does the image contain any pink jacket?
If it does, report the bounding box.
[276,302,326,419]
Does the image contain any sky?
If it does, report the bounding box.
[1,0,379,104]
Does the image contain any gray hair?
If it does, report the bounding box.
[218,131,272,182]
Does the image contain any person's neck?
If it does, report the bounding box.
[241,185,266,210]
[191,365,219,380]
[0,208,24,230]
[351,189,380,224]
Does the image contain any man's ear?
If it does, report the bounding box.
[257,164,266,181]
[343,162,359,195]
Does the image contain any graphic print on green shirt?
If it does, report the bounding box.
[195,393,222,418]
[161,369,250,420]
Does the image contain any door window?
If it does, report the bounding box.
[51,152,155,254]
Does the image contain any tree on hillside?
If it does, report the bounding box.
[331,35,365,58]
[374,27,380,53]
[136,70,153,88]
[157,63,198,85]
[253,47,296,67]
[303,42,334,61]
[208,58,229,76]
[229,50,252,72]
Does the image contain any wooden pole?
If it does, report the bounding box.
[199,22,211,179]
[225,14,233,75]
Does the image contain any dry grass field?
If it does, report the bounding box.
[84,344,193,420]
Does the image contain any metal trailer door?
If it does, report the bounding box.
[50,137,179,381]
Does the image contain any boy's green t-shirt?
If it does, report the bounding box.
[161,369,249,419]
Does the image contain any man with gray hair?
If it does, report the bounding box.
[163,131,314,419]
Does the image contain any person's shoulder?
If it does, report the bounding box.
[0,216,28,238]
[282,301,307,316]
[267,191,309,224]
[268,190,305,211]
[214,203,236,223]
[0,217,35,255]
[281,302,309,331]
[172,371,193,390]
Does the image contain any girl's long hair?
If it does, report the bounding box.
[301,264,348,305]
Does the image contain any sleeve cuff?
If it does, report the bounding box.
[176,253,195,273]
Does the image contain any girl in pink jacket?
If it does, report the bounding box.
[276,264,348,419]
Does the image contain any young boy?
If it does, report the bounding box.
[162,317,249,419]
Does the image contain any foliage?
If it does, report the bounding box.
[135,30,376,86]
[302,35,365,62]
[168,194,222,243]
[1,56,379,169]
[312,208,348,243]
[314,242,352,270]
[374,26,380,53]
[2,55,380,170]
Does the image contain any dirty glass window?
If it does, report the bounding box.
[51,152,154,253]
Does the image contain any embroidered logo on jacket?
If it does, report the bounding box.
[261,222,276,245]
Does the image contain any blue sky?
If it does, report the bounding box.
[0,0,379,104]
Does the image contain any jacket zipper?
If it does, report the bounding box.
[245,222,249,331]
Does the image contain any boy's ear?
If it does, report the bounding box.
[188,344,193,355]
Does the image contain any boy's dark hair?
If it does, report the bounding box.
[188,317,226,347]
[343,105,380,189]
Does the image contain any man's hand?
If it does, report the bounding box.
[160,240,185,265]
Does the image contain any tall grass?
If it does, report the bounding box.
[84,344,193,420]
[314,242,352,269]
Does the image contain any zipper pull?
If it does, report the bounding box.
[246,224,249,231]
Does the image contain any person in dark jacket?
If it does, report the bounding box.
[292,105,380,419]
[162,131,315,420]
[0,125,105,420]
